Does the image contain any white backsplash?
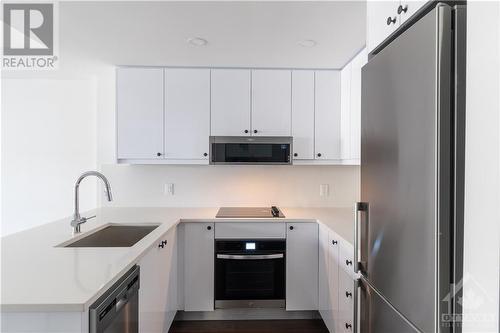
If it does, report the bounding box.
[100,164,360,208]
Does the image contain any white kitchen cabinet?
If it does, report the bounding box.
[251,70,292,136]
[184,222,215,311]
[291,70,315,160]
[318,226,357,333]
[318,225,333,330]
[398,1,428,24]
[340,49,367,162]
[138,228,177,333]
[315,71,342,160]
[367,0,429,53]
[116,68,164,160]
[286,222,318,310]
[338,269,355,333]
[340,62,352,160]
[367,0,400,54]
[165,68,210,160]
[211,69,251,136]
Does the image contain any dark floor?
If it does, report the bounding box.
[168,320,329,333]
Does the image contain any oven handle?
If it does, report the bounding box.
[216,254,284,260]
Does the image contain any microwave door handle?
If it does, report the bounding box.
[216,254,284,260]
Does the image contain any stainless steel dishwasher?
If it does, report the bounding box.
[89,265,140,333]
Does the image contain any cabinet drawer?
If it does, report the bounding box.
[338,269,355,333]
[339,239,355,276]
[215,223,286,239]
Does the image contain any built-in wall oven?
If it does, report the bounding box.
[215,239,286,308]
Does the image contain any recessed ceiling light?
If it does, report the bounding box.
[298,39,317,48]
[187,37,208,47]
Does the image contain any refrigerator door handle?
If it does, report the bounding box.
[354,202,368,276]
[354,278,359,333]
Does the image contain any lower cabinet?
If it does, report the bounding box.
[183,222,215,311]
[286,222,319,310]
[138,227,177,333]
[318,226,357,333]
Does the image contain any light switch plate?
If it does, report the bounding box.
[164,183,175,195]
[319,184,329,197]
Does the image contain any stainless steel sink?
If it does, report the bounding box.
[60,224,159,247]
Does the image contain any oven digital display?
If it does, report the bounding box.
[245,242,256,250]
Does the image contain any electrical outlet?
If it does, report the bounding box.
[164,183,175,196]
[319,184,329,197]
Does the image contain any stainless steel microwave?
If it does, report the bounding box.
[209,136,292,165]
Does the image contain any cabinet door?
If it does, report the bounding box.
[349,49,367,160]
[318,225,334,332]
[165,68,210,160]
[315,71,342,160]
[116,68,164,159]
[340,63,352,160]
[286,223,318,310]
[164,228,178,328]
[184,222,214,311]
[251,70,291,136]
[292,71,315,160]
[399,1,428,25]
[328,231,341,331]
[366,0,400,53]
[211,69,251,136]
[139,229,176,333]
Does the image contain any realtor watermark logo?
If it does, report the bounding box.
[441,273,497,328]
[2,2,59,70]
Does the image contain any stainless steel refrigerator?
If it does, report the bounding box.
[356,3,465,333]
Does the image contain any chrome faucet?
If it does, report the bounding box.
[71,171,113,234]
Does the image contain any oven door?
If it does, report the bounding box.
[215,251,286,308]
[210,136,292,165]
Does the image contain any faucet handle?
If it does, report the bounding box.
[82,215,96,223]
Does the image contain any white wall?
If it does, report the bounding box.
[462,1,500,332]
[1,78,98,236]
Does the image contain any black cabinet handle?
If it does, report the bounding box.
[203,153,208,157]
[158,243,164,249]
[398,4,408,14]
[346,259,353,266]
[244,130,249,133]
[317,153,322,157]
[387,16,397,25]
[289,226,294,231]
[157,152,162,157]
[346,291,352,298]
[345,323,352,329]
[293,153,298,157]
[332,240,338,245]
[253,129,258,134]
[207,225,212,231]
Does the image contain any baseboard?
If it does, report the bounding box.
[174,309,321,321]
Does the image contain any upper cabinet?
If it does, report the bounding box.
[291,70,315,160]
[315,71,342,160]
[116,68,164,160]
[341,49,367,162]
[367,0,428,53]
[211,69,251,136]
[251,70,292,136]
[164,68,210,160]
[116,66,358,165]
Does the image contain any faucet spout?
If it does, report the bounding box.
[71,171,113,234]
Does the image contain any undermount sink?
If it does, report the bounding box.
[59,224,159,248]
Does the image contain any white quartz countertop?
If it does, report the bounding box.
[0,207,354,312]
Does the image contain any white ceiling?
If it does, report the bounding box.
[60,1,366,69]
